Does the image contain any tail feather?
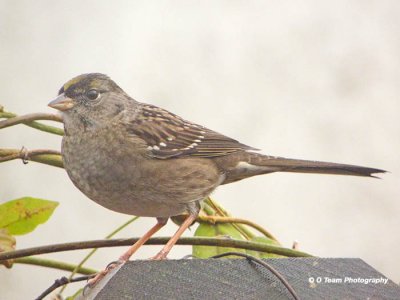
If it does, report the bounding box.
[216,152,386,184]
[253,156,385,178]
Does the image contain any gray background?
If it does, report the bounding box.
[0,1,399,299]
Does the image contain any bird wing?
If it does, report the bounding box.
[126,104,257,159]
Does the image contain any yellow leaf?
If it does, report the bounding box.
[0,197,58,235]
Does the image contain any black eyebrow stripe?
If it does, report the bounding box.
[58,86,65,95]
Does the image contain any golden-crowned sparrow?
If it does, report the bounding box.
[48,73,384,283]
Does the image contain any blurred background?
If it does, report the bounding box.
[0,1,399,298]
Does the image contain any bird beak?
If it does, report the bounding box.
[48,93,75,111]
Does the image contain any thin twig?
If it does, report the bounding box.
[0,148,63,168]
[35,275,92,300]
[197,215,279,242]
[0,111,64,135]
[211,252,299,300]
[0,237,312,262]
[15,257,97,275]
[205,198,255,240]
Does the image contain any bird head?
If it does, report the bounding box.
[48,73,130,132]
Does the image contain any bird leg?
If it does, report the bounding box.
[119,217,168,262]
[87,217,168,287]
[87,214,196,287]
[152,213,197,260]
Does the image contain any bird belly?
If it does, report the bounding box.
[62,135,221,217]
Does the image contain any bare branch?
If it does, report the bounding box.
[197,215,280,242]
[0,111,63,135]
[0,237,312,262]
[0,148,63,168]
[15,256,97,275]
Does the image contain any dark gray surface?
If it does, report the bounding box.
[83,258,400,300]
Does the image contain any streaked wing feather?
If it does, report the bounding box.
[127,104,257,159]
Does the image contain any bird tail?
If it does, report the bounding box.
[218,152,386,184]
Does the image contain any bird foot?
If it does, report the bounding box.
[150,250,169,260]
[87,260,124,287]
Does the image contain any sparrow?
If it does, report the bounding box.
[48,73,385,284]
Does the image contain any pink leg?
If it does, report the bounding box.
[152,214,197,260]
[119,218,168,262]
[88,218,167,287]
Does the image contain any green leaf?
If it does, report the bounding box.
[0,197,59,235]
[246,236,284,258]
[193,222,247,258]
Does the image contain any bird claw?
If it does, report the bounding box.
[151,250,169,260]
[85,260,124,289]
[106,260,124,270]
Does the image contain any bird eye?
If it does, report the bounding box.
[86,89,100,101]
